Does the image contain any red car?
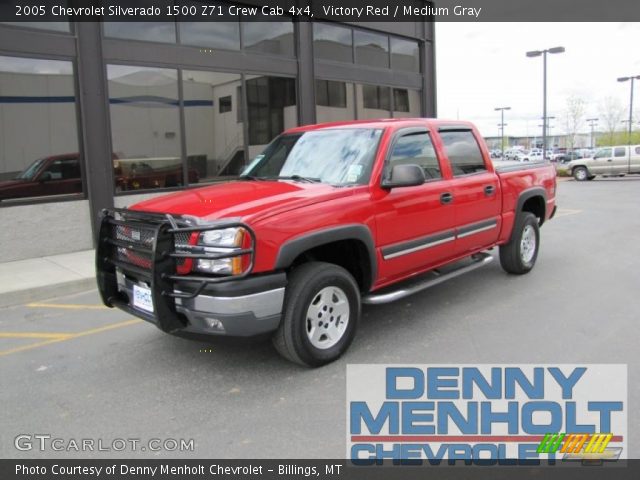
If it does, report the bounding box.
[97,118,557,366]
[0,153,83,201]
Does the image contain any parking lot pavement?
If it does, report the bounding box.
[1,177,639,459]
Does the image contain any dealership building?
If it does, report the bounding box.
[0,9,435,262]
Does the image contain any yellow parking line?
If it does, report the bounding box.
[0,332,73,339]
[26,303,108,310]
[0,318,142,357]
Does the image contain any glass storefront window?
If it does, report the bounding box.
[354,30,389,68]
[107,65,185,192]
[103,22,176,43]
[182,70,244,181]
[243,21,294,57]
[0,56,81,202]
[1,22,70,33]
[393,88,422,117]
[358,84,391,119]
[313,23,353,63]
[180,21,240,50]
[391,37,420,72]
[245,75,297,159]
[315,80,355,124]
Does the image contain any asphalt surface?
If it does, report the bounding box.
[1,177,639,459]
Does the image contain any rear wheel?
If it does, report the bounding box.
[272,262,360,367]
[573,166,589,181]
[499,212,540,275]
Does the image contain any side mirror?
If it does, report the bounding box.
[382,164,425,189]
[39,171,52,183]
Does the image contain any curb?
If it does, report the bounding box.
[0,278,97,308]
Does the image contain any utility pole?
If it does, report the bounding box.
[494,106,511,157]
[586,117,599,149]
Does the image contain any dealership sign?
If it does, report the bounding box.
[346,364,626,465]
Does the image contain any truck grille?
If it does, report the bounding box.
[111,223,190,270]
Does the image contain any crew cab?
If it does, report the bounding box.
[96,119,557,367]
[565,145,640,181]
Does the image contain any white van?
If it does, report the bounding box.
[565,145,640,181]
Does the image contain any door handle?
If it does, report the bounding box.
[484,185,496,196]
[440,192,453,204]
[607,159,613,162]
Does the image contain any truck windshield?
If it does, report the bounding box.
[15,157,46,180]
[241,128,382,186]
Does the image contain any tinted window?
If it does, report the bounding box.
[391,37,420,72]
[0,56,81,201]
[439,130,487,175]
[315,80,347,108]
[393,89,410,112]
[219,95,232,113]
[43,158,80,180]
[614,147,626,157]
[355,30,389,68]
[243,21,294,56]
[313,23,352,63]
[246,75,297,150]
[104,22,176,43]
[107,65,183,192]
[180,20,240,50]
[183,70,243,181]
[362,85,390,111]
[389,132,441,180]
[636,147,640,155]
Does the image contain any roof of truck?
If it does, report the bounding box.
[285,118,476,133]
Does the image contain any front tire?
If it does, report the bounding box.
[272,262,360,367]
[573,166,589,181]
[499,212,540,275]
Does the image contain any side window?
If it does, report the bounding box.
[635,146,640,155]
[614,147,626,157]
[439,130,487,176]
[388,132,441,180]
[594,148,612,158]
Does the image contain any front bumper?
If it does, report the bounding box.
[96,208,286,338]
[116,273,286,337]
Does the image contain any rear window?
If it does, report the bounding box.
[614,147,626,157]
[439,130,487,176]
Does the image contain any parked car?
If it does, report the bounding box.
[114,158,199,191]
[557,151,582,163]
[516,150,544,162]
[565,145,640,181]
[97,118,557,366]
[0,153,83,201]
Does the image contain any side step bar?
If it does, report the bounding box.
[362,252,494,305]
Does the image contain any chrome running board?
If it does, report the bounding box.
[362,252,494,305]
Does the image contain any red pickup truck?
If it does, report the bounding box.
[97,119,557,366]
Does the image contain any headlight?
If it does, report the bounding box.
[195,227,246,275]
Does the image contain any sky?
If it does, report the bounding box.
[435,22,640,138]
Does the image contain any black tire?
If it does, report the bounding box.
[499,212,540,275]
[573,166,589,181]
[272,262,360,367]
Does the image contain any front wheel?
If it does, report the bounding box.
[573,166,589,181]
[272,262,360,367]
[499,212,540,275]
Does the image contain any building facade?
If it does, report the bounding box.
[0,11,435,262]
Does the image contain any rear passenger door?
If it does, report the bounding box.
[438,128,501,254]
[375,128,458,282]
[610,146,629,175]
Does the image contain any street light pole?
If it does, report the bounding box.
[586,117,599,149]
[526,46,565,160]
[494,106,511,156]
[617,75,640,173]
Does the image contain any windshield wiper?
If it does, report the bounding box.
[270,175,322,183]
[237,175,268,181]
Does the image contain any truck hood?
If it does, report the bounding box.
[129,180,355,223]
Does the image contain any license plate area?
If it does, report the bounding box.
[132,284,154,313]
